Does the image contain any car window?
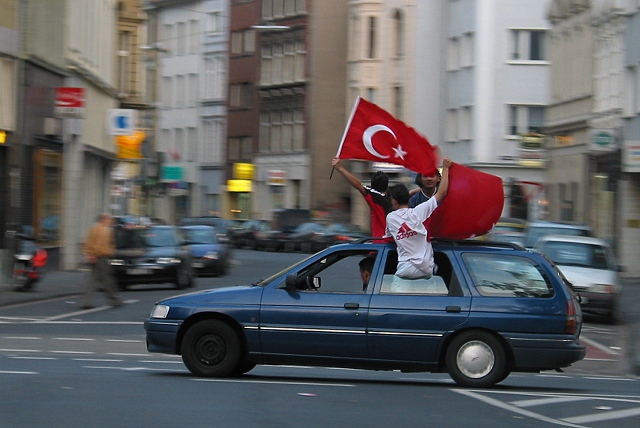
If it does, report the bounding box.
[463,253,553,298]
[540,241,612,270]
[184,228,217,244]
[146,228,178,247]
[379,250,460,296]
[289,250,379,293]
[524,226,589,248]
[114,227,147,249]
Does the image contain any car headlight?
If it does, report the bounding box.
[204,251,219,260]
[157,257,180,264]
[111,259,124,266]
[150,304,170,319]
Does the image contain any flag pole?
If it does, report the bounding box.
[331,97,362,179]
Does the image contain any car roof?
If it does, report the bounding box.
[180,224,214,229]
[534,234,610,247]
[525,221,591,230]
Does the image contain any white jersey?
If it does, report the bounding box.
[385,197,438,278]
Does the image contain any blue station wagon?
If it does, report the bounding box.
[144,239,585,388]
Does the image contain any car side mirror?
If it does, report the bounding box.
[285,274,299,292]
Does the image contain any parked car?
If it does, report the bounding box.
[145,238,585,388]
[179,216,231,245]
[225,219,248,247]
[254,211,311,252]
[534,235,621,323]
[233,220,270,249]
[480,217,526,244]
[310,223,367,252]
[181,225,230,277]
[281,222,326,252]
[112,224,194,290]
[522,221,592,249]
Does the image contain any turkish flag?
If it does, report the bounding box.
[336,97,440,176]
[425,163,504,239]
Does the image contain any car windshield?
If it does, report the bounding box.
[524,226,589,248]
[146,228,177,247]
[115,227,147,249]
[539,241,612,270]
[184,228,217,244]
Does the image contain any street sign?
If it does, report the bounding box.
[108,109,137,136]
[54,87,85,118]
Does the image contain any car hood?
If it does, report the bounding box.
[556,265,617,288]
[159,285,261,307]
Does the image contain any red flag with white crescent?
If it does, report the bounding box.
[336,97,440,176]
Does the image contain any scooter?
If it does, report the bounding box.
[12,234,48,292]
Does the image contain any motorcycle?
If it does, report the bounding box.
[12,234,48,292]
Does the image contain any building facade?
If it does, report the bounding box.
[226,0,261,219]
[150,0,229,223]
[620,1,640,275]
[251,0,350,222]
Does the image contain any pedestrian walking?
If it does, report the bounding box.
[81,213,123,309]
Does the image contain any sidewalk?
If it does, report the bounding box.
[0,268,88,307]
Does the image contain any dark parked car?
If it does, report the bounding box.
[254,209,312,251]
[112,224,194,290]
[181,225,230,277]
[281,222,326,252]
[310,223,367,252]
[233,219,270,249]
[145,239,585,388]
[179,216,231,245]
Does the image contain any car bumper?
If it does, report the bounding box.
[144,319,183,354]
[191,258,221,276]
[507,335,586,369]
[114,264,180,284]
[576,292,616,315]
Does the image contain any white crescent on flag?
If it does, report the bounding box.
[363,125,394,159]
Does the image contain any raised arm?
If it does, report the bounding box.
[434,157,452,204]
[332,157,366,196]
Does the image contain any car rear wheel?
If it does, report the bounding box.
[445,331,507,388]
[181,320,241,377]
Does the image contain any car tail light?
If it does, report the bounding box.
[565,298,582,335]
[334,235,351,242]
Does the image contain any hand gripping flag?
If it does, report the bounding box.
[425,163,505,240]
[336,97,440,176]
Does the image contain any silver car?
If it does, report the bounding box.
[534,234,620,323]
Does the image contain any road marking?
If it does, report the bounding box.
[453,389,587,427]
[563,407,640,424]
[580,335,621,355]
[0,348,40,353]
[0,370,38,375]
[9,356,57,360]
[74,358,123,362]
[192,378,356,387]
[50,350,94,355]
[53,337,95,341]
[0,336,41,340]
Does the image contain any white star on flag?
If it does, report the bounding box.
[392,144,408,160]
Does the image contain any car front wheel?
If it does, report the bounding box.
[181,320,241,377]
[445,331,507,388]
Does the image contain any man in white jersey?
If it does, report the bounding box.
[385,157,452,279]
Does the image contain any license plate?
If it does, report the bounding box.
[192,262,204,268]
[128,268,150,275]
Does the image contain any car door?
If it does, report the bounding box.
[367,249,472,364]
[259,250,377,359]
